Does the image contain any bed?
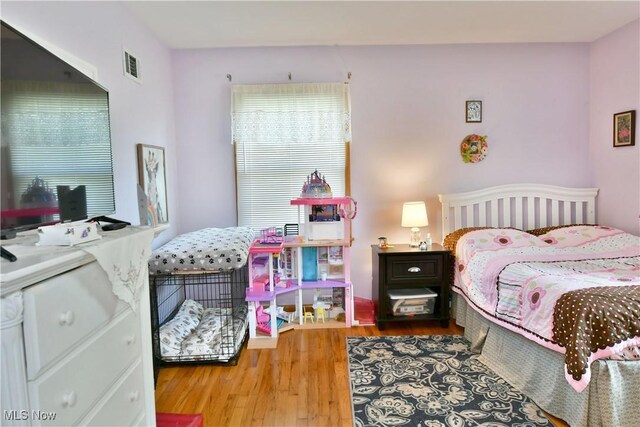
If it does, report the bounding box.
[148,227,254,370]
[438,184,640,427]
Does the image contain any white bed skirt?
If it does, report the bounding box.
[453,294,640,427]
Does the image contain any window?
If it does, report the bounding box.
[1,81,114,222]
[232,83,351,228]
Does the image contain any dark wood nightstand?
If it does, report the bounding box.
[371,244,451,329]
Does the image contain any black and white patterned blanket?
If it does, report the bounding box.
[149,227,255,274]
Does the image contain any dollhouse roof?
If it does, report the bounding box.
[301,170,332,198]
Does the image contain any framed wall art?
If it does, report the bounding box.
[466,100,482,123]
[613,110,635,147]
[137,144,168,225]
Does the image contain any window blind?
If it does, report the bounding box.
[232,83,351,228]
[1,81,114,217]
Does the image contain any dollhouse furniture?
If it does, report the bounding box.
[313,291,332,322]
[254,304,271,333]
[245,195,354,348]
[303,308,315,324]
[149,227,253,366]
[314,306,326,323]
[0,227,156,426]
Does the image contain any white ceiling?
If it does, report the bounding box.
[124,1,640,49]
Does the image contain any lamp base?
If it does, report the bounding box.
[409,227,421,248]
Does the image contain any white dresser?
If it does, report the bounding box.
[0,228,157,426]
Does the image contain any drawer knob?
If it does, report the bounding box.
[58,310,75,326]
[61,391,77,408]
[408,267,421,273]
[129,390,140,402]
[125,335,136,345]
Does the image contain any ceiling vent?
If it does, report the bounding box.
[123,48,141,83]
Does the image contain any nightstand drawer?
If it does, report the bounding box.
[386,254,444,285]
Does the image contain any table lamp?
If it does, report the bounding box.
[401,201,428,247]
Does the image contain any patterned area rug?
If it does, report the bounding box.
[347,335,551,427]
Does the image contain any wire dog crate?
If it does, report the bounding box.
[149,266,249,374]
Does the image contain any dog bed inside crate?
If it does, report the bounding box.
[159,298,247,360]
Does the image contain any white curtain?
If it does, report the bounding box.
[232,83,351,228]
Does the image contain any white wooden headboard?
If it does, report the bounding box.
[438,183,599,237]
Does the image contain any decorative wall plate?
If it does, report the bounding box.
[460,134,488,163]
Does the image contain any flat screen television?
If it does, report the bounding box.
[1,21,115,237]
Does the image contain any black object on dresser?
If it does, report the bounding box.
[371,244,450,329]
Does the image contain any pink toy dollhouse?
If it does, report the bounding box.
[245,173,357,349]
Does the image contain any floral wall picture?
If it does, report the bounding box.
[460,134,488,163]
[466,100,482,123]
[613,110,635,147]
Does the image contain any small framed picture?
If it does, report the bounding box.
[466,100,482,123]
[613,110,635,147]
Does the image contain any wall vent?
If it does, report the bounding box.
[123,48,142,83]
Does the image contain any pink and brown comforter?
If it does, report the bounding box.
[453,225,640,392]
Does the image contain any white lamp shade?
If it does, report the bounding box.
[401,201,428,227]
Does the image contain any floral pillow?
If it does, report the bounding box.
[526,224,592,236]
[444,227,528,283]
[455,228,543,255]
[536,225,622,248]
[443,227,500,253]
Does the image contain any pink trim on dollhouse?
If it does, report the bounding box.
[249,240,284,253]
[290,197,352,206]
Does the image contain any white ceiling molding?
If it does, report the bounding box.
[4,21,98,80]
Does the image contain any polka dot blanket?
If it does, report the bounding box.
[451,225,640,392]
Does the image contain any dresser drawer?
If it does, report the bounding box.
[79,360,145,426]
[132,411,147,426]
[385,254,444,286]
[28,309,141,426]
[23,262,128,380]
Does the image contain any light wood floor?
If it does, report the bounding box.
[154,321,568,427]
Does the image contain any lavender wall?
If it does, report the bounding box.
[172,43,591,298]
[7,1,623,299]
[2,1,178,246]
[589,19,640,235]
